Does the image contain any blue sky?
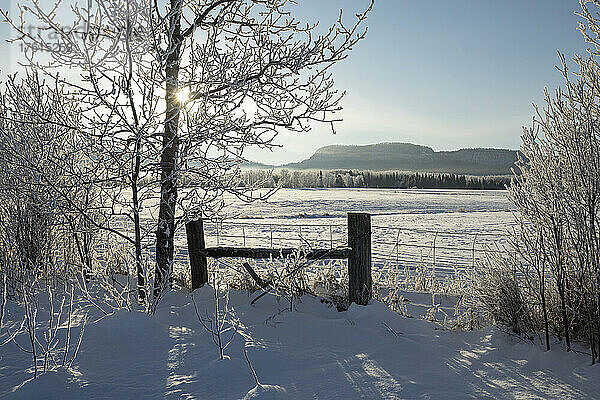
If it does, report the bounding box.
[250,0,588,164]
[0,0,590,164]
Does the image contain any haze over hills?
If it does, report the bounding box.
[247,143,519,175]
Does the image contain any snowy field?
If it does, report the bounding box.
[1,287,598,399]
[170,189,517,281]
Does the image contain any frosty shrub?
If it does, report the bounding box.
[0,74,84,294]
[204,254,350,312]
[311,259,349,311]
[371,263,481,330]
[473,254,534,337]
[0,280,87,379]
[192,272,239,361]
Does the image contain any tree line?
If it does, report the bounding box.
[240,169,510,190]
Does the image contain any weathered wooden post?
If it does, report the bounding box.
[186,219,208,290]
[348,212,372,306]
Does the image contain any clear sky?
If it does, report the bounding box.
[0,0,590,164]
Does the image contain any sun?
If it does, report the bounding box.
[176,87,190,103]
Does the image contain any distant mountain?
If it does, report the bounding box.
[240,161,274,170]
[244,143,519,175]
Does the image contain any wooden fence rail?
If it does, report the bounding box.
[202,247,352,260]
[185,212,372,306]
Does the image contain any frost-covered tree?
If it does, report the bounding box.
[0,73,85,284]
[502,0,600,362]
[2,0,373,297]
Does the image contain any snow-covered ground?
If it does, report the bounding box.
[1,287,597,399]
[6,188,578,399]
[220,188,514,220]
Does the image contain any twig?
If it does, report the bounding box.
[67,314,87,368]
[244,349,260,386]
[381,322,402,338]
[0,273,6,333]
[63,285,73,366]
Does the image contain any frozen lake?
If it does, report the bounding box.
[177,188,517,279]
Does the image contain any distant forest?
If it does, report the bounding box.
[240,169,511,190]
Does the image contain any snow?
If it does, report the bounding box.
[242,384,287,400]
[5,189,587,398]
[219,188,514,220]
[1,286,598,399]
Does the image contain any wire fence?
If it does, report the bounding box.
[205,221,348,249]
[181,219,510,282]
[370,225,510,279]
[93,216,512,286]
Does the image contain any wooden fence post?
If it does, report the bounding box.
[186,219,208,290]
[348,212,372,306]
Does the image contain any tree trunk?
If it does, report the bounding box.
[553,224,571,352]
[132,178,144,302]
[154,0,182,298]
[540,273,550,351]
[558,275,571,352]
[596,278,600,363]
